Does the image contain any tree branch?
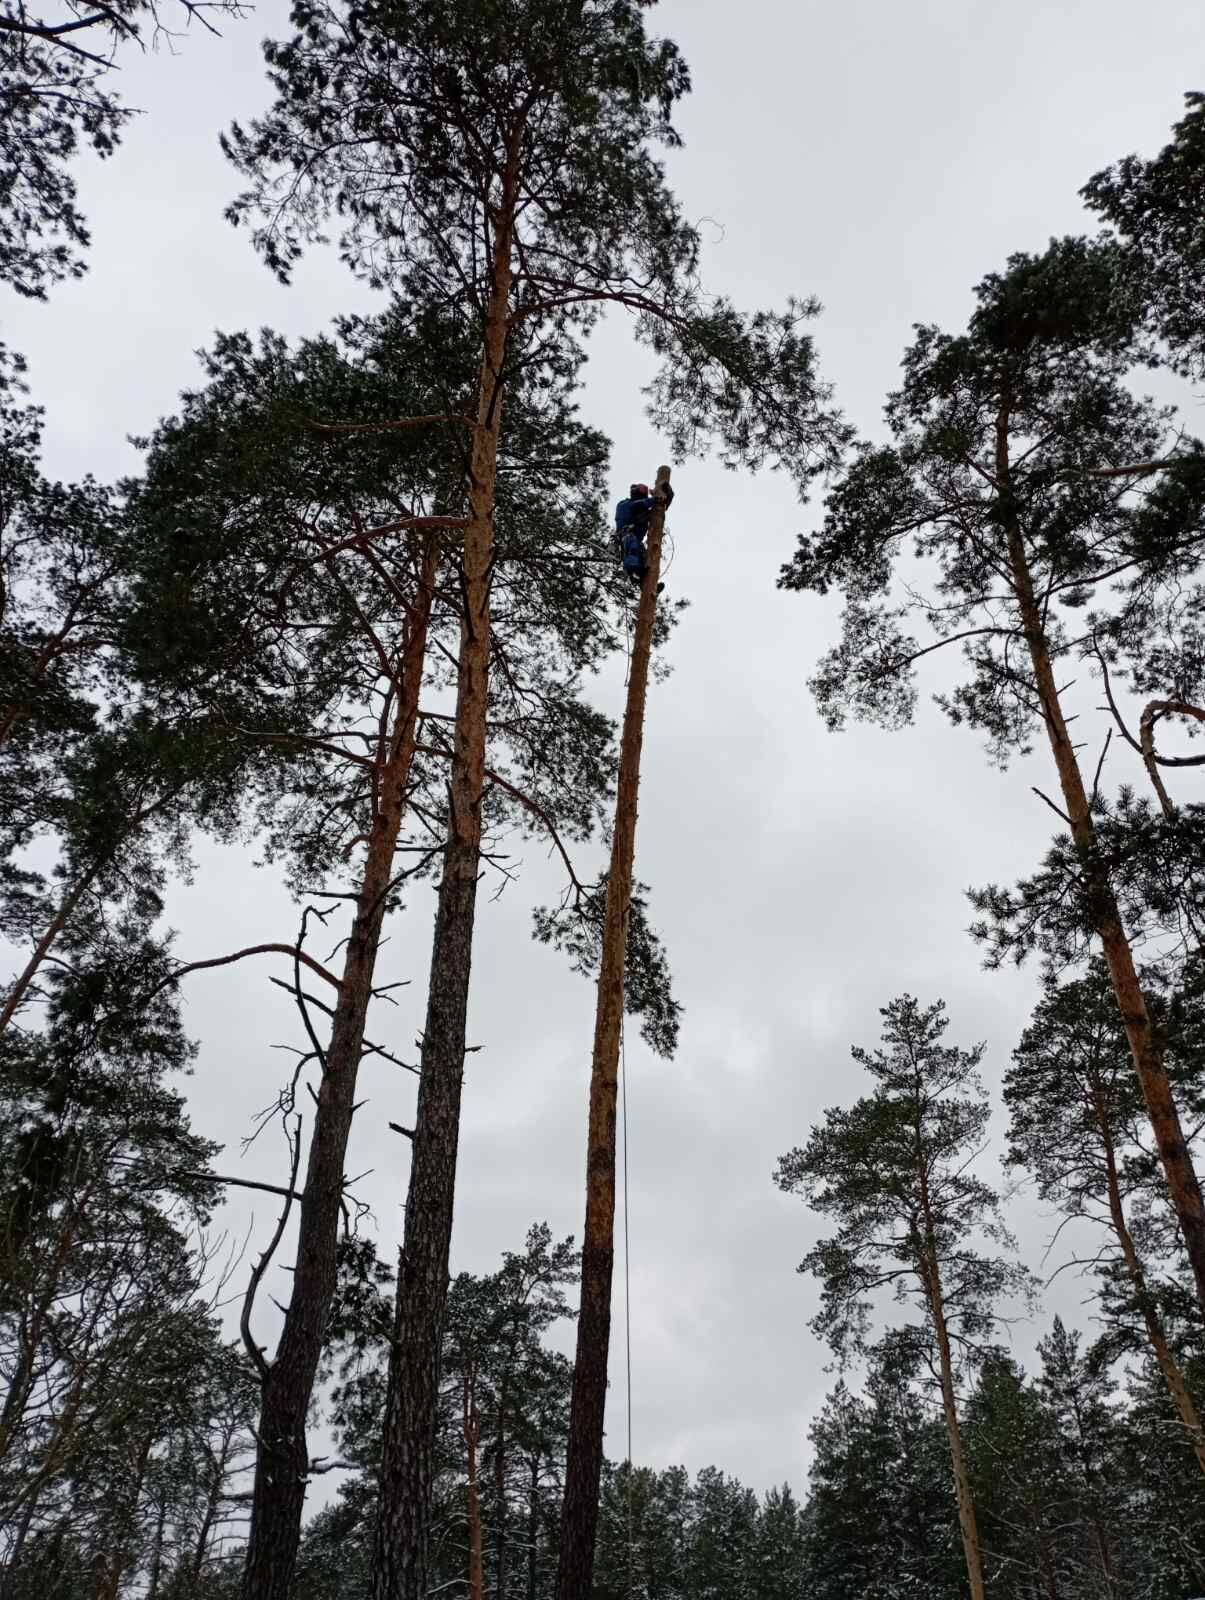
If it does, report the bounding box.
[241,1114,303,1383]
[309,414,476,435]
[146,943,344,1004]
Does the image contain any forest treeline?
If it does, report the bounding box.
[4,0,1205,1595]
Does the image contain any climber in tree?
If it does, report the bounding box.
[614,480,673,588]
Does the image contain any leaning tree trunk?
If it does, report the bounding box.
[239,539,437,1600]
[996,409,1205,1317]
[370,162,518,1600]
[0,862,100,1035]
[555,466,672,1600]
[1097,1099,1205,1473]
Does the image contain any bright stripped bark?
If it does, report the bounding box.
[239,537,438,1600]
[917,1173,986,1600]
[555,466,671,1600]
[371,173,515,1600]
[995,410,1205,1318]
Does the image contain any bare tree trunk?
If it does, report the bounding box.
[195,1424,239,1580]
[925,1255,986,1600]
[370,161,518,1600]
[997,408,1205,1316]
[239,540,437,1600]
[1097,1096,1205,1472]
[916,1157,985,1600]
[555,467,672,1600]
[464,1371,485,1600]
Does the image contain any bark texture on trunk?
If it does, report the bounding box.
[239,542,436,1600]
[555,467,672,1600]
[996,408,1205,1316]
[370,175,517,1600]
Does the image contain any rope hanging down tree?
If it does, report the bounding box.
[555,464,673,1600]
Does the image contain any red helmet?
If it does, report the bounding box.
[630,482,650,498]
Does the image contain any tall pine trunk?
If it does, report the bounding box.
[370,164,517,1600]
[239,540,437,1600]
[555,468,671,1600]
[918,1171,985,1600]
[996,406,1205,1317]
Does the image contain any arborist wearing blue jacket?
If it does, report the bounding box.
[614,480,673,591]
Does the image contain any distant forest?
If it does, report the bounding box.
[5,1,1205,1596]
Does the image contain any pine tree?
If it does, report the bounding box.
[126,301,643,1600]
[1,340,264,1041]
[0,0,244,298]
[555,466,674,1597]
[1115,1355,1205,1596]
[801,1347,963,1600]
[780,234,1205,1318]
[964,1355,1066,1599]
[751,1483,807,1600]
[1035,1319,1126,1597]
[222,6,846,1593]
[776,995,1031,1600]
[1005,962,1205,1473]
[0,927,238,1594]
[1084,92,1205,377]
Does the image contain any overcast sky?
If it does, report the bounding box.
[9,0,1205,1506]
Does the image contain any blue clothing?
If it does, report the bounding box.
[622,530,646,576]
[615,495,659,537]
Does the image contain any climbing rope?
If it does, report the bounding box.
[621,1006,634,1598]
[661,528,677,581]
